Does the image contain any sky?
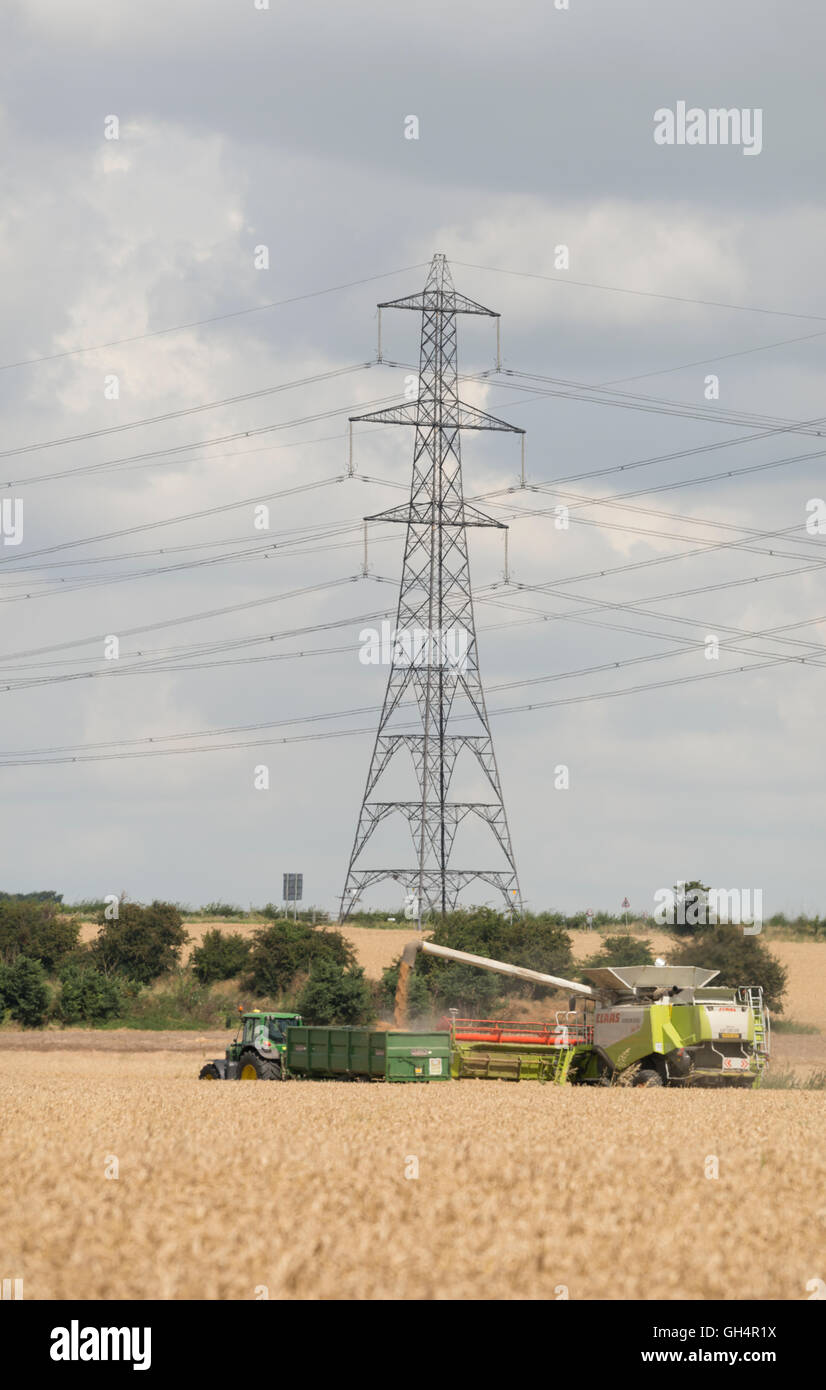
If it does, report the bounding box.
[1,0,825,917]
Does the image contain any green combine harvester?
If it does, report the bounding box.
[198,939,770,1088]
[411,940,771,1088]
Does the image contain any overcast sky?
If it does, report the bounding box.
[2,0,825,917]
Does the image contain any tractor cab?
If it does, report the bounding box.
[200,1010,304,1081]
[240,1010,302,1050]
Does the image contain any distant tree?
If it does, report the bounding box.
[297,959,374,1025]
[669,879,711,936]
[671,926,788,1012]
[0,890,63,903]
[90,901,188,985]
[0,956,50,1027]
[0,898,79,970]
[246,922,354,997]
[408,908,575,1010]
[415,961,504,1016]
[191,930,251,984]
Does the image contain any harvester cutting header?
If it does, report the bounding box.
[200,936,770,1089]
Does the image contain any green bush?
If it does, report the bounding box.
[90,901,189,985]
[0,899,79,971]
[200,901,243,918]
[296,959,374,1025]
[671,926,788,1012]
[246,923,354,997]
[0,956,50,1027]
[120,973,227,1030]
[57,964,126,1024]
[192,929,251,984]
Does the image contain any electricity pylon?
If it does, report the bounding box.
[339,254,523,921]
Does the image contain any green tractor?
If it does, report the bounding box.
[199,1010,303,1081]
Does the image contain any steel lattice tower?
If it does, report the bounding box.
[339,254,523,920]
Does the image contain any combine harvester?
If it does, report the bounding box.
[408,940,771,1088]
[198,940,770,1088]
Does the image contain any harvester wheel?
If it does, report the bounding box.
[199,1063,221,1081]
[633,1068,664,1087]
[238,1051,281,1081]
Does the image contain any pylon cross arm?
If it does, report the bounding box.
[378,292,499,318]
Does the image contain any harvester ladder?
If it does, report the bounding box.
[541,1046,575,1086]
[747,987,768,1063]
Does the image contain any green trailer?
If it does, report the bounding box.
[286,1026,451,1082]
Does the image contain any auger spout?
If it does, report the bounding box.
[410,939,594,997]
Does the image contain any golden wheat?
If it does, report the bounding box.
[0,1052,824,1301]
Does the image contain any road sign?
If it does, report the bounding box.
[622,897,630,910]
[283,873,303,902]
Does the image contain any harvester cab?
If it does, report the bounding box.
[199,1010,303,1081]
[573,964,770,1086]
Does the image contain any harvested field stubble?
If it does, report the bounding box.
[0,1053,824,1301]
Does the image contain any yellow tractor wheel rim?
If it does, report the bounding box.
[202,1071,216,1080]
[240,1063,258,1080]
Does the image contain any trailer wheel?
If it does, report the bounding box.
[199,1064,222,1081]
[633,1068,664,1087]
[238,1051,281,1081]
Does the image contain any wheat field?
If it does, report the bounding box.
[1,1051,824,1301]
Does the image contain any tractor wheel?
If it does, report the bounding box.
[199,1064,222,1081]
[238,1052,281,1081]
[633,1068,664,1088]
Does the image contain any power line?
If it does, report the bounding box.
[476,586,826,662]
[0,606,394,673]
[0,364,373,462]
[0,263,427,373]
[599,325,826,388]
[486,494,826,573]
[1,389,412,492]
[0,475,346,570]
[474,437,826,531]
[495,367,826,440]
[453,259,826,324]
[0,573,370,663]
[0,649,808,768]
